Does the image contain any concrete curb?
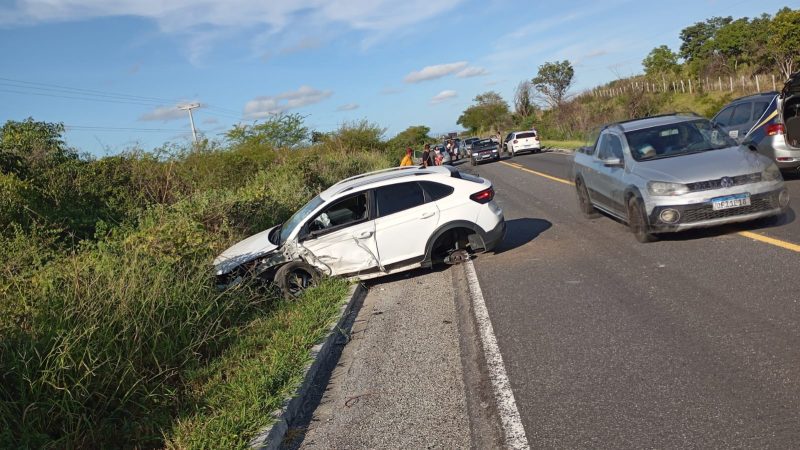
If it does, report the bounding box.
[249,283,368,450]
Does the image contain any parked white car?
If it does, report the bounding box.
[214,166,506,296]
[505,130,541,156]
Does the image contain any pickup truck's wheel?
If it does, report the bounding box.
[576,178,599,218]
[275,261,321,298]
[627,197,656,243]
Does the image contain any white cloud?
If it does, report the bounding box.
[139,103,199,122]
[336,103,359,111]
[0,0,463,60]
[404,61,467,83]
[456,66,488,78]
[430,90,457,104]
[243,85,332,119]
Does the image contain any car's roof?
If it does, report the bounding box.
[320,165,453,200]
[727,91,778,103]
[608,114,705,133]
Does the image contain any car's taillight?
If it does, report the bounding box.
[513,139,518,144]
[470,186,494,203]
[766,123,785,136]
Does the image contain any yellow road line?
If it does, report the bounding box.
[737,231,800,252]
[499,159,800,253]
[500,161,575,186]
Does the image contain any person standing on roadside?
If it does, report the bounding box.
[421,143,432,167]
[400,147,414,166]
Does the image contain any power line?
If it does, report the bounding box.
[0,75,244,119]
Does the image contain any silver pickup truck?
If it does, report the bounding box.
[572,113,789,243]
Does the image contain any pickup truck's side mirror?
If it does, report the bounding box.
[604,157,624,168]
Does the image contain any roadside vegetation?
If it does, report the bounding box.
[0,115,395,448]
[453,6,799,146]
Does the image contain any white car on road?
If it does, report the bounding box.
[214,166,506,296]
[505,130,541,156]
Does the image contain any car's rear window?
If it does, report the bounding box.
[516,132,536,139]
[419,181,454,202]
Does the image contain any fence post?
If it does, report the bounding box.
[688,79,692,94]
[718,76,722,91]
[755,75,760,92]
[741,75,746,90]
[729,76,733,92]
[681,80,685,93]
[772,74,776,91]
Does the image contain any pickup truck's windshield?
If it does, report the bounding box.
[625,119,737,161]
[277,195,325,244]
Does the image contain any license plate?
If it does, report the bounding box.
[711,193,750,210]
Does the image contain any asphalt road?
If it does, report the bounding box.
[466,151,800,448]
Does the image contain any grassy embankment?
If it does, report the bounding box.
[0,123,396,448]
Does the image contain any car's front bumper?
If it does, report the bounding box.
[474,151,499,162]
[647,187,789,232]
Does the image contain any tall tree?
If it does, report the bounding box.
[642,45,680,77]
[769,7,800,79]
[531,60,575,108]
[457,91,511,134]
[679,16,732,74]
[715,18,750,71]
[514,80,535,118]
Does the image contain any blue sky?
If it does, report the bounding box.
[0,0,792,155]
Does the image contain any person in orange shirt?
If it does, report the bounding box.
[400,147,414,166]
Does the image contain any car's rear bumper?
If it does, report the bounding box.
[482,217,506,252]
[648,188,789,232]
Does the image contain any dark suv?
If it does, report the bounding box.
[712,72,800,172]
[711,92,774,142]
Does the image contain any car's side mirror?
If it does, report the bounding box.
[604,157,624,168]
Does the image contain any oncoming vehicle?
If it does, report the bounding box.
[504,130,541,156]
[713,71,800,172]
[213,166,506,296]
[470,138,501,165]
[572,113,789,243]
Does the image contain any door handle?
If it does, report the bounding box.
[421,211,435,219]
[355,231,373,239]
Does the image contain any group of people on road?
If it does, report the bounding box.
[400,139,461,168]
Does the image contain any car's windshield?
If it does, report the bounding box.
[625,119,737,162]
[473,139,496,150]
[278,194,325,244]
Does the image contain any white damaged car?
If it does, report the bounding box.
[214,166,506,296]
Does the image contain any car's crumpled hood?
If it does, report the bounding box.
[633,146,771,183]
[213,225,280,275]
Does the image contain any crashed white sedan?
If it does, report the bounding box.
[213,165,506,296]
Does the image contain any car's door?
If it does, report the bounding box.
[713,105,735,136]
[373,181,438,268]
[591,131,628,216]
[299,191,380,277]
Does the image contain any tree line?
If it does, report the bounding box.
[447,7,799,142]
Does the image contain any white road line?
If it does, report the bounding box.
[464,259,530,449]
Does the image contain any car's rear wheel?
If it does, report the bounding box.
[576,178,599,218]
[275,261,321,298]
[627,197,656,243]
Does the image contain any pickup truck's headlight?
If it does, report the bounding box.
[647,181,689,196]
[762,164,783,182]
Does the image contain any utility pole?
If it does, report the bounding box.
[178,103,200,145]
